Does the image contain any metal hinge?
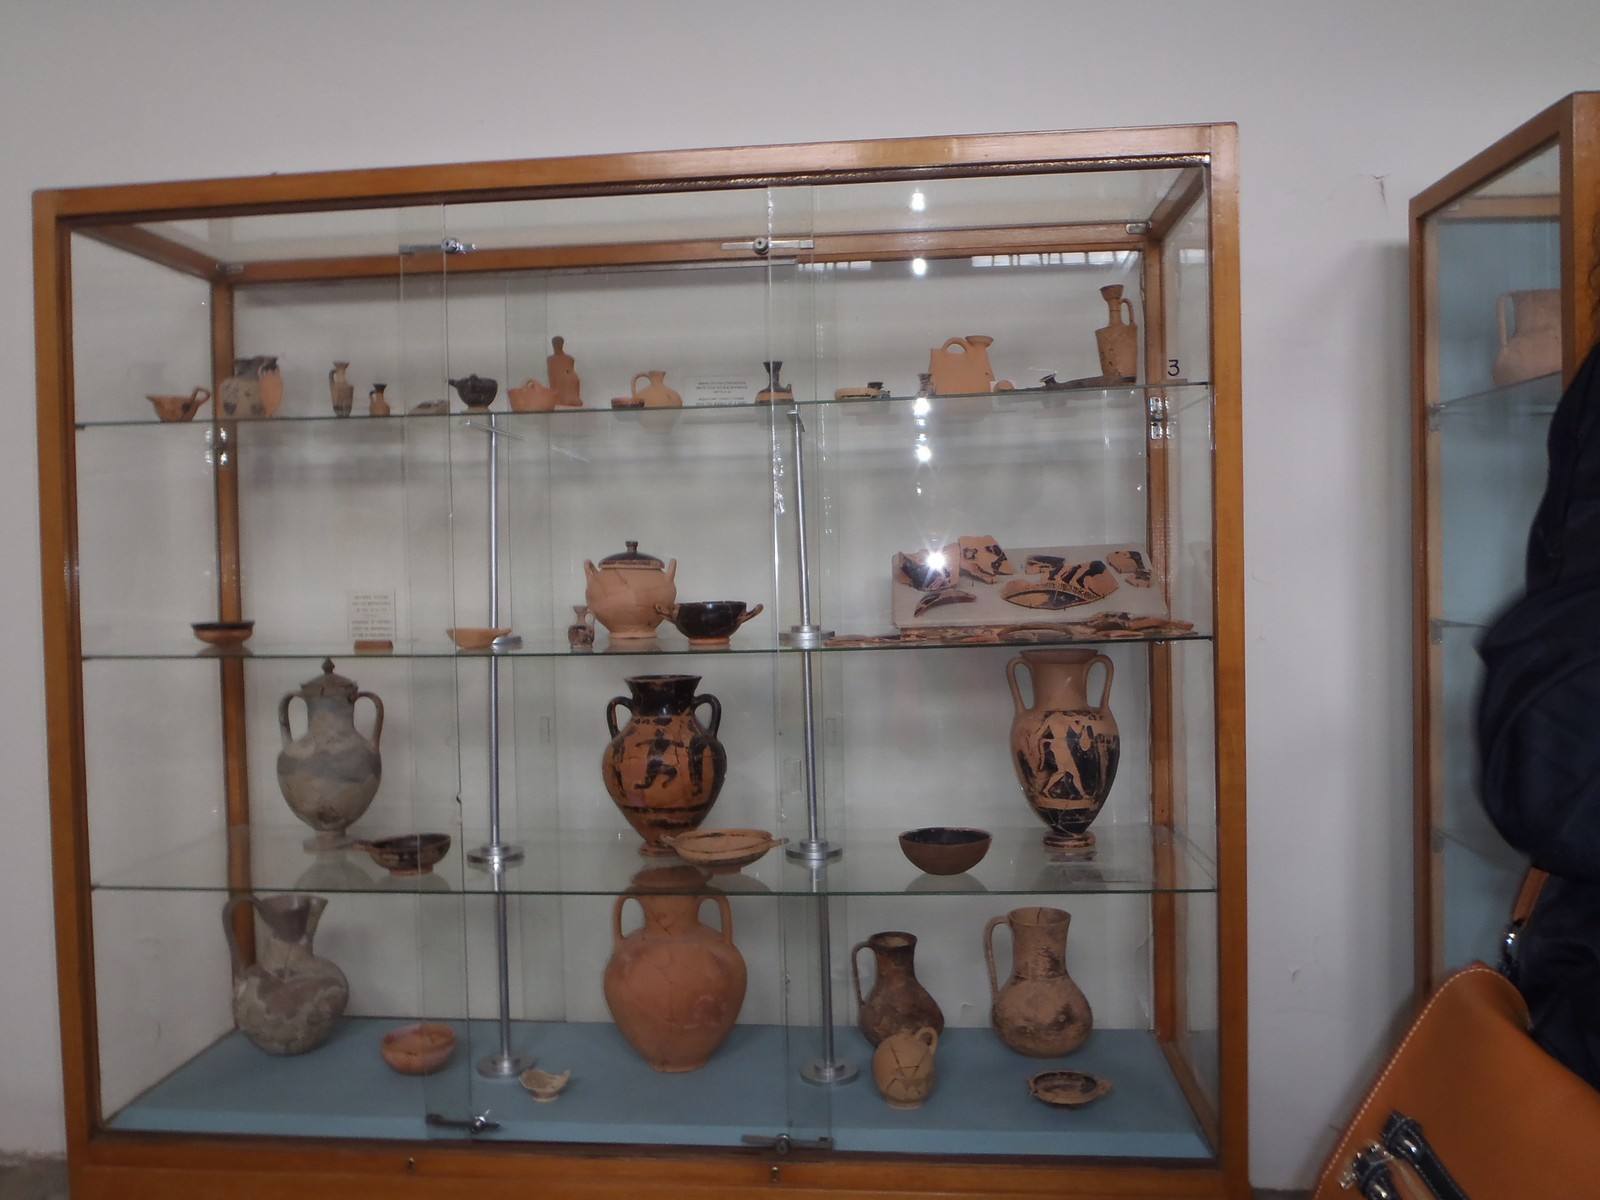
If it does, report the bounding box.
[205,424,231,468]
[719,236,815,257]
[1426,403,1444,431]
[740,1132,834,1155]
[399,238,476,256]
[425,1110,500,1135]
[1148,393,1171,440]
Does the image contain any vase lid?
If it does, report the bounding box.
[299,658,358,696]
[599,540,665,570]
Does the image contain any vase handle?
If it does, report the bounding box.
[610,895,634,951]
[983,915,1006,1002]
[693,693,722,738]
[605,696,632,739]
[1120,297,1136,325]
[278,692,301,749]
[850,940,871,1008]
[631,372,651,396]
[939,337,968,354]
[736,603,764,627]
[221,894,261,978]
[356,691,385,749]
[1005,656,1030,716]
[699,893,736,945]
[1088,654,1115,712]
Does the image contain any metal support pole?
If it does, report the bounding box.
[799,868,857,1086]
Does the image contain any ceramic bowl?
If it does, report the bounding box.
[610,396,646,410]
[447,627,511,650]
[147,388,211,422]
[380,1022,457,1076]
[898,827,992,875]
[520,1066,572,1102]
[657,600,764,645]
[191,619,254,648]
[356,832,452,876]
[663,828,787,873]
[1027,1069,1111,1108]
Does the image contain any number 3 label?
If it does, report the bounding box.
[1166,359,1181,378]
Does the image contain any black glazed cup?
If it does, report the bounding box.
[656,601,764,644]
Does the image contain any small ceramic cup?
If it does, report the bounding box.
[656,601,764,646]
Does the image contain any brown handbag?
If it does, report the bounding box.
[1312,951,1600,1199]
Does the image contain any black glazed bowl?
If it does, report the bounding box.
[668,601,754,643]
[356,833,452,877]
[898,827,993,876]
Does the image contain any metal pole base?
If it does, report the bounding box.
[786,838,843,865]
[800,1058,859,1086]
[476,1052,532,1079]
[468,843,525,867]
[781,625,833,649]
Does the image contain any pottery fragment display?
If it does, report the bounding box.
[1007,648,1119,851]
[928,335,1010,394]
[508,378,559,412]
[1002,558,1119,610]
[367,383,390,416]
[898,827,992,875]
[584,541,677,640]
[219,355,283,418]
[355,832,451,876]
[146,386,210,422]
[655,600,764,646]
[520,1066,572,1102]
[223,892,349,1056]
[603,865,747,1072]
[450,374,498,409]
[756,360,793,404]
[1028,1069,1111,1108]
[628,370,683,408]
[602,674,726,855]
[1105,548,1151,586]
[662,828,787,873]
[946,535,1014,585]
[1493,288,1561,386]
[547,336,582,407]
[380,1022,456,1075]
[1094,285,1139,382]
[328,361,354,417]
[276,659,384,850]
[852,930,945,1046]
[984,906,1092,1057]
[872,1026,939,1110]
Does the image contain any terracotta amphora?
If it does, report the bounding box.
[984,906,1092,1057]
[328,361,354,417]
[928,335,999,395]
[1493,289,1561,387]
[276,659,384,850]
[548,336,582,407]
[1007,649,1119,851]
[583,541,677,639]
[851,930,945,1046]
[631,370,683,408]
[872,1025,939,1109]
[219,355,283,418]
[604,864,747,1071]
[1094,285,1139,382]
[602,674,727,855]
[223,892,349,1055]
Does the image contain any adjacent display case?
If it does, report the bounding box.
[1411,93,1600,991]
[35,125,1245,1198]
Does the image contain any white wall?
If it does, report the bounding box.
[2,0,1597,1187]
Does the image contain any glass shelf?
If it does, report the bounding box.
[1431,370,1560,421]
[92,823,1217,899]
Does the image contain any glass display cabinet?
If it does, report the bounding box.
[1412,92,1600,991]
[35,124,1245,1198]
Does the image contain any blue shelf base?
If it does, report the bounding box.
[110,1019,1212,1161]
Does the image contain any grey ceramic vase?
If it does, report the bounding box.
[223,893,348,1056]
[276,659,384,850]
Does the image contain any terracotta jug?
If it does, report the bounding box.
[928,335,999,395]
[1492,289,1561,386]
[603,865,747,1071]
[277,659,384,850]
[872,1025,939,1109]
[851,930,945,1046]
[631,370,683,408]
[583,540,677,639]
[1094,285,1139,382]
[602,674,726,855]
[223,892,349,1055]
[984,906,1092,1057]
[219,355,283,418]
[367,383,390,416]
[548,335,582,407]
[1007,649,1120,851]
[328,361,354,417]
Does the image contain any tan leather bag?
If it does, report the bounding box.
[1313,961,1600,1198]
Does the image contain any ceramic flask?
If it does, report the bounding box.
[328,361,354,416]
[984,906,1092,1057]
[1094,285,1139,382]
[871,1026,939,1109]
[603,865,747,1071]
[223,892,349,1055]
[601,674,727,855]
[276,659,384,850]
[1006,649,1120,851]
[851,930,945,1046]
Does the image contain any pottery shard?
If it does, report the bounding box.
[943,535,1015,584]
[914,589,978,618]
[1106,549,1152,587]
[1003,560,1119,610]
[895,551,955,593]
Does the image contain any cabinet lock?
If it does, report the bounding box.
[425,1111,500,1135]
[741,1132,834,1155]
[720,236,815,257]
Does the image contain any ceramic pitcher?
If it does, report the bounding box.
[927,335,998,395]
[602,674,726,855]
[872,1025,939,1109]
[1094,285,1139,382]
[852,930,945,1046]
[328,361,354,416]
[1007,649,1119,851]
[984,906,1092,1057]
[631,370,683,408]
[223,892,349,1055]
[1492,289,1561,386]
[277,659,384,850]
[219,355,282,418]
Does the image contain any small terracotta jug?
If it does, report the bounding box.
[851,930,945,1046]
[872,1025,938,1109]
[1007,649,1119,851]
[367,383,390,416]
[602,674,727,855]
[219,355,282,418]
[927,335,999,395]
[985,906,1092,1057]
[223,892,349,1055]
[1094,285,1139,382]
[1492,289,1561,386]
[603,865,747,1071]
[328,361,354,417]
[631,370,683,408]
[548,336,582,407]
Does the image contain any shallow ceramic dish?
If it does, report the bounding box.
[1027,1069,1111,1108]
[148,387,211,422]
[380,1022,456,1075]
[447,627,511,650]
[663,828,787,873]
[656,600,764,645]
[520,1066,572,1102]
[356,832,452,876]
[191,619,255,648]
[898,827,992,875]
